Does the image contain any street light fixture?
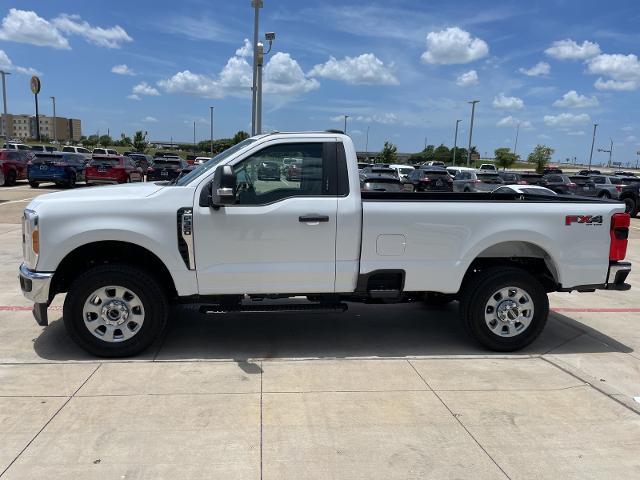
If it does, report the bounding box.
[0,70,10,141]
[588,123,598,170]
[254,32,275,135]
[209,106,215,156]
[467,100,479,167]
[452,119,462,165]
[597,138,613,168]
[250,0,263,136]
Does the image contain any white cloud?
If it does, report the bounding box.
[111,64,136,76]
[543,112,591,128]
[622,126,634,133]
[0,8,69,49]
[421,27,489,65]
[235,38,252,58]
[625,135,637,143]
[544,39,601,60]
[133,82,160,96]
[567,131,585,136]
[492,93,524,110]
[355,113,399,124]
[142,116,157,123]
[127,94,141,101]
[158,70,224,98]
[496,116,532,129]
[587,54,640,91]
[309,53,398,85]
[263,52,319,95]
[456,70,478,87]
[0,49,40,75]
[553,90,599,108]
[518,61,550,77]
[52,14,132,49]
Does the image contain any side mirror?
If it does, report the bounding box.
[209,165,236,208]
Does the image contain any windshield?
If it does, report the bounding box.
[90,158,121,166]
[398,168,414,175]
[175,138,256,186]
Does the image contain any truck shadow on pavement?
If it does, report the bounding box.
[32,301,633,361]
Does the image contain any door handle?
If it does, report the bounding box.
[299,215,329,223]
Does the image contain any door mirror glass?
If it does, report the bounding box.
[210,165,237,207]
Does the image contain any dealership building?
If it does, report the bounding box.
[1,114,82,142]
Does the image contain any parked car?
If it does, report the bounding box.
[147,158,188,181]
[357,162,373,170]
[193,157,212,165]
[619,184,640,217]
[498,171,527,185]
[446,166,475,178]
[425,161,446,168]
[543,166,563,175]
[61,146,92,162]
[540,174,578,194]
[479,164,497,172]
[492,185,557,195]
[0,149,30,185]
[18,132,631,358]
[518,172,544,185]
[453,171,504,192]
[577,169,601,176]
[408,167,453,191]
[125,153,153,174]
[2,142,31,151]
[570,175,626,199]
[388,164,415,182]
[30,145,57,153]
[359,168,403,192]
[285,161,303,181]
[92,148,119,156]
[613,171,637,177]
[27,152,87,188]
[257,161,281,181]
[85,156,143,185]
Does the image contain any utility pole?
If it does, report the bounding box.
[343,115,349,134]
[467,100,479,167]
[597,138,613,168]
[193,121,196,152]
[0,71,9,141]
[365,125,369,152]
[250,0,262,136]
[209,106,214,156]
[424,137,427,150]
[588,123,598,170]
[636,151,639,170]
[452,119,461,165]
[513,122,520,157]
[50,96,56,144]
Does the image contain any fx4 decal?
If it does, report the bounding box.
[565,215,603,226]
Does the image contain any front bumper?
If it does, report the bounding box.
[18,263,53,326]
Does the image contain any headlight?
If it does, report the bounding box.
[22,209,39,269]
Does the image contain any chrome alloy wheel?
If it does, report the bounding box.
[82,285,145,342]
[484,286,534,337]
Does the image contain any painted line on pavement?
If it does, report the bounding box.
[0,197,37,206]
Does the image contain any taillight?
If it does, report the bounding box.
[567,183,577,188]
[610,213,630,261]
[615,185,623,192]
[147,167,155,173]
[420,176,430,182]
[518,181,527,185]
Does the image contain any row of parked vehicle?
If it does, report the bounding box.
[0,144,211,188]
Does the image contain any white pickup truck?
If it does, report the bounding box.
[19,132,632,357]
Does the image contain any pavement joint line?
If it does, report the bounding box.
[0,198,38,206]
[406,359,512,480]
[540,356,640,416]
[0,363,102,478]
[540,331,584,356]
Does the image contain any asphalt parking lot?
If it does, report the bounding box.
[1,182,639,479]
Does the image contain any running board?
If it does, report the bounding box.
[199,303,348,314]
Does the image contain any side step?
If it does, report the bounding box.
[199,302,348,314]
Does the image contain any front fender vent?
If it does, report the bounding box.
[177,207,195,270]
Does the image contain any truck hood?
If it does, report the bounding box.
[27,182,166,211]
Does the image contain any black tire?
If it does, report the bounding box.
[63,264,169,357]
[463,187,471,193]
[28,181,39,189]
[423,292,457,306]
[4,170,16,186]
[598,191,610,199]
[67,173,76,189]
[623,197,638,217]
[459,267,549,351]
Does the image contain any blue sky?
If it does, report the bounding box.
[0,0,639,165]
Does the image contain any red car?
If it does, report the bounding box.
[85,156,143,185]
[0,149,31,186]
[286,162,302,181]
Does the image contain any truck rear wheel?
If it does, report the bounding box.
[623,197,637,217]
[63,264,169,357]
[459,267,548,351]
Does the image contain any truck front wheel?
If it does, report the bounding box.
[63,264,169,357]
[460,267,548,351]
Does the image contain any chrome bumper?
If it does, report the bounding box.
[606,261,631,290]
[18,263,53,304]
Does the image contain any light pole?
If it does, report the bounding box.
[365,125,370,152]
[50,96,56,144]
[597,138,613,168]
[209,106,214,156]
[467,100,479,167]
[254,32,275,135]
[452,119,461,165]
[193,121,196,152]
[636,151,640,170]
[0,71,9,141]
[250,0,262,136]
[343,115,349,134]
[588,123,598,170]
[513,122,520,157]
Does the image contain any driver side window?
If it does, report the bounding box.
[233,143,326,205]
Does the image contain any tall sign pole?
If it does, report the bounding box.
[466,100,479,167]
[453,119,461,165]
[30,76,41,142]
[251,0,263,136]
[0,71,10,141]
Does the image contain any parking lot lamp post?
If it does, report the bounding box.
[0,71,9,141]
[636,151,639,170]
[251,0,263,136]
[467,100,479,167]
[255,33,275,135]
[50,96,56,144]
[513,122,520,157]
[209,106,214,156]
[452,119,461,165]
[193,121,196,152]
[365,125,369,152]
[343,115,349,134]
[588,123,598,170]
[597,138,613,168]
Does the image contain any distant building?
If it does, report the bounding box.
[1,113,81,142]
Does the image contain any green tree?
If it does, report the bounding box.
[494,147,518,170]
[118,134,132,147]
[452,146,467,165]
[39,134,51,143]
[98,135,112,148]
[528,144,554,173]
[84,134,99,147]
[232,130,250,144]
[408,145,435,165]
[433,144,452,164]
[132,131,149,153]
[379,141,398,164]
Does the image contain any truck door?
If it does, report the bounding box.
[193,140,339,295]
